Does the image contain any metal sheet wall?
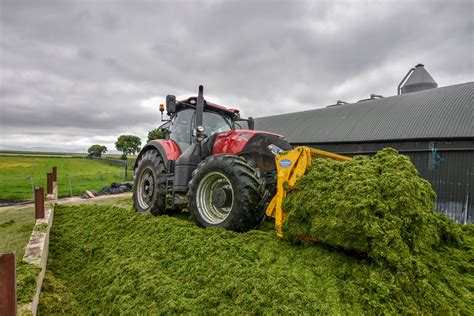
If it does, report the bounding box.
[293,140,474,224]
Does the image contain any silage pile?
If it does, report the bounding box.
[283,148,466,270]
[39,156,473,315]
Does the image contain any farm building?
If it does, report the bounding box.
[255,65,474,224]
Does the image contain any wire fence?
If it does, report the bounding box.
[0,170,133,202]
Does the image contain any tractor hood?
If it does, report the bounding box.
[212,130,287,155]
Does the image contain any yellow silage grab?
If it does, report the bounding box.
[265,146,351,238]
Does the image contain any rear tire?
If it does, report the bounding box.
[133,150,167,215]
[188,155,264,232]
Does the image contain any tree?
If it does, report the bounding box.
[115,135,141,160]
[147,128,166,143]
[87,144,107,157]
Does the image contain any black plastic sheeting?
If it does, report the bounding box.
[81,182,133,199]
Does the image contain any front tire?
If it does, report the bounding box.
[133,150,167,215]
[188,155,264,232]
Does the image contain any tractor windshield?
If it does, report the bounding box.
[202,111,232,135]
[169,109,233,153]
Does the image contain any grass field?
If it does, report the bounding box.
[0,206,35,259]
[0,155,132,201]
[0,150,86,157]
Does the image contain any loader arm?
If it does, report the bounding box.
[265,146,351,238]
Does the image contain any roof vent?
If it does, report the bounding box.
[326,100,349,108]
[398,64,438,95]
[357,93,384,103]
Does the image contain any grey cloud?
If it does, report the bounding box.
[1,0,473,151]
[77,48,96,61]
[101,11,120,32]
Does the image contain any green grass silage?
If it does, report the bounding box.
[283,149,465,265]
[40,201,473,314]
[283,148,473,311]
[16,262,40,304]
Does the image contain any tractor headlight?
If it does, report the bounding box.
[268,144,284,155]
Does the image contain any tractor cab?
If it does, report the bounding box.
[162,95,254,152]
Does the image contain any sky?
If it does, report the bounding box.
[1,0,473,153]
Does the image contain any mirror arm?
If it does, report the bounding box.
[233,117,255,130]
[160,112,171,122]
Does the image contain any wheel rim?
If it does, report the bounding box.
[137,168,155,209]
[196,171,234,224]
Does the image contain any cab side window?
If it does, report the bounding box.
[169,109,194,152]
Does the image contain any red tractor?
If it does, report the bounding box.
[133,86,292,231]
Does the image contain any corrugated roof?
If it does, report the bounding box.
[255,82,473,143]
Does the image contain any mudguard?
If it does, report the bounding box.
[134,139,181,171]
[212,130,282,155]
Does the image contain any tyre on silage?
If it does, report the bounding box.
[188,155,265,232]
[133,149,167,215]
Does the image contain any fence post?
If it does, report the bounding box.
[124,162,128,180]
[29,176,35,200]
[52,167,58,199]
[34,187,45,219]
[0,252,17,316]
[68,174,73,197]
[47,173,53,195]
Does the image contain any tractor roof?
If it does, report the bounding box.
[176,97,239,115]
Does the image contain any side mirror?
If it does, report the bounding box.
[166,95,176,113]
[248,117,255,130]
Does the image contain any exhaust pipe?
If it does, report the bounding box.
[195,85,204,128]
